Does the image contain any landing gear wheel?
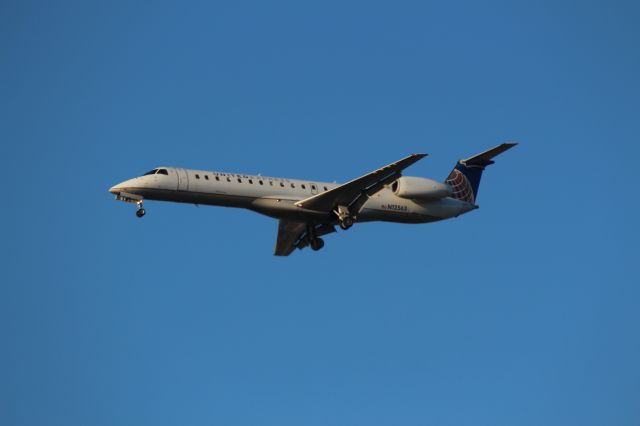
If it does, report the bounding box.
[334,205,354,230]
[135,200,145,218]
[310,238,325,251]
[339,217,353,230]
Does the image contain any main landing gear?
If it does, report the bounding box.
[307,225,325,251]
[339,217,353,230]
[136,201,146,218]
[310,237,325,251]
[334,205,354,230]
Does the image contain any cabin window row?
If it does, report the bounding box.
[193,173,328,191]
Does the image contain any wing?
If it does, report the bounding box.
[274,220,307,256]
[274,220,337,256]
[294,153,427,213]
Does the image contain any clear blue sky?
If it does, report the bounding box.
[1,1,638,425]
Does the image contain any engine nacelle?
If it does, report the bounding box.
[391,176,452,200]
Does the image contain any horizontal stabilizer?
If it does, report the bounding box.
[446,142,517,204]
[461,142,518,168]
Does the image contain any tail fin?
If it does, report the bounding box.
[445,143,517,204]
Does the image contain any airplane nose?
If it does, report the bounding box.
[109,178,136,194]
[109,181,127,194]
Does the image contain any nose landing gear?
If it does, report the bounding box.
[113,192,146,218]
[136,201,146,218]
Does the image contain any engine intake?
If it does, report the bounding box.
[391,177,452,201]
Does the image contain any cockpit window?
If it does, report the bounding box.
[143,168,168,176]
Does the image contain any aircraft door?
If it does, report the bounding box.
[176,168,189,191]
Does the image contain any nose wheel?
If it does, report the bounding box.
[136,201,146,218]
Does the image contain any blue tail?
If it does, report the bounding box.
[445,143,517,204]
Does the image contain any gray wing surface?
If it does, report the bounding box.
[294,153,427,213]
[275,220,307,256]
[274,220,337,256]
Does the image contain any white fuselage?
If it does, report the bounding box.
[109,167,476,224]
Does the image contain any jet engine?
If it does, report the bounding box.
[391,176,452,200]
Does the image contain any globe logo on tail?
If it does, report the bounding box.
[446,168,475,204]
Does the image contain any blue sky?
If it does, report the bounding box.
[1,1,638,425]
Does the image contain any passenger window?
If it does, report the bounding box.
[269,181,273,186]
[205,175,209,180]
[301,184,306,189]
[280,182,284,187]
[215,176,220,181]
[324,186,328,191]
[311,185,316,190]
[238,178,242,183]
[248,179,253,184]
[195,174,200,179]
[226,177,231,182]
[291,183,295,188]
[259,180,263,185]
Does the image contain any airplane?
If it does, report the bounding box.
[109,143,516,256]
